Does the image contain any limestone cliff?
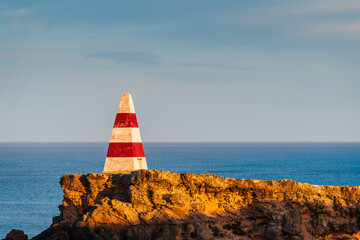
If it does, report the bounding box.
[25,170,360,239]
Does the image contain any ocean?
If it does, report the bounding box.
[0,142,359,238]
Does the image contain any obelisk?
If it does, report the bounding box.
[103,92,148,173]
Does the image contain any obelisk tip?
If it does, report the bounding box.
[118,92,135,113]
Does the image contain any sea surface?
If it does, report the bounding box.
[0,142,359,238]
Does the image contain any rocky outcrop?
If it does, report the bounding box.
[25,170,360,239]
[3,230,28,240]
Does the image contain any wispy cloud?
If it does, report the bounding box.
[289,1,360,15]
[87,51,160,67]
[305,21,360,40]
[217,1,360,41]
[179,61,258,72]
[3,9,42,32]
[5,9,30,17]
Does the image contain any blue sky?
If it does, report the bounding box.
[0,0,359,142]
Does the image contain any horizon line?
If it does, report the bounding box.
[0,141,359,143]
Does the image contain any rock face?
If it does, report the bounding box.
[3,229,28,240]
[31,170,360,240]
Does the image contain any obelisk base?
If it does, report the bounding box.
[103,157,147,173]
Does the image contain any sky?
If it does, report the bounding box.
[0,0,359,142]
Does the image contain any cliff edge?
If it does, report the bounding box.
[21,170,360,239]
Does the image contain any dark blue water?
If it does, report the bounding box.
[0,142,359,238]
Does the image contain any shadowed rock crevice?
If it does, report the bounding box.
[18,170,360,239]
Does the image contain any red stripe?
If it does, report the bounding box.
[113,113,138,128]
[106,142,145,157]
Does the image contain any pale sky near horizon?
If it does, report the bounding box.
[0,0,359,142]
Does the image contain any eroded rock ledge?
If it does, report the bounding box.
[30,170,360,239]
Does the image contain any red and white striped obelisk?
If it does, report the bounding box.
[103,92,148,173]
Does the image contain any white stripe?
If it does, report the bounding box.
[117,92,136,113]
[110,127,142,142]
[103,157,147,172]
